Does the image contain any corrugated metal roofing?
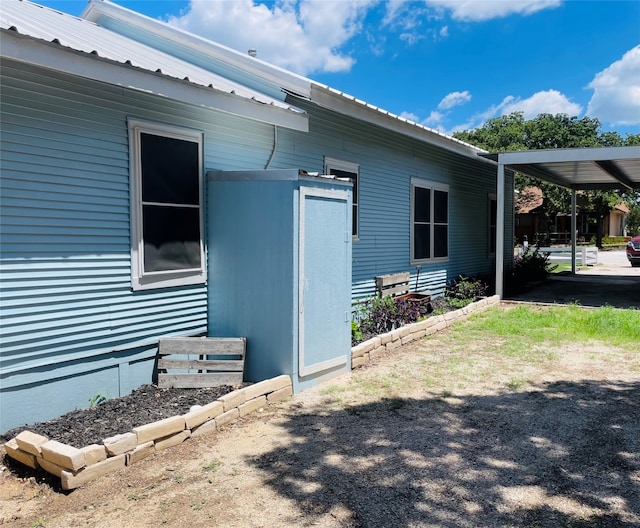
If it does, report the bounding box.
[483,146,640,190]
[81,0,488,161]
[0,0,299,113]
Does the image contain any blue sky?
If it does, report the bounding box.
[36,0,640,137]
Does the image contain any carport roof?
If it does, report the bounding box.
[482,145,640,190]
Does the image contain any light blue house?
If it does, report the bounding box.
[0,0,513,433]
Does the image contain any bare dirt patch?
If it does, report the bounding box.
[2,306,639,528]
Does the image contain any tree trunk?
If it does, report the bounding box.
[596,215,604,248]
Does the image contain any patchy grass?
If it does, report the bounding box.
[452,304,640,352]
[550,263,586,273]
[202,460,222,472]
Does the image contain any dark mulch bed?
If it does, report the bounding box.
[3,298,465,450]
[1,384,240,448]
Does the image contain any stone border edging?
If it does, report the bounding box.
[350,295,501,368]
[3,296,501,491]
[4,375,293,490]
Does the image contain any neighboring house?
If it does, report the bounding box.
[514,186,544,244]
[0,0,511,432]
[515,187,629,244]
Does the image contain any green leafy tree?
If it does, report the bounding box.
[627,200,640,236]
[454,113,637,247]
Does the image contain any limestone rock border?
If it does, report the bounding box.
[4,375,293,490]
[351,295,501,368]
[3,296,500,491]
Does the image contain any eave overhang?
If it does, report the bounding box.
[482,146,640,191]
[0,28,309,132]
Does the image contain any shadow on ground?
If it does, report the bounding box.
[508,273,640,309]
[249,380,640,527]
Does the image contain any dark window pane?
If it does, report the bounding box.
[329,168,358,204]
[414,187,430,223]
[490,226,497,254]
[143,205,201,272]
[141,133,199,205]
[434,190,448,224]
[490,199,497,225]
[352,205,358,237]
[434,225,448,258]
[414,224,430,260]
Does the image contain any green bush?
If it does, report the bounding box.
[445,275,488,308]
[509,247,556,289]
[600,236,630,247]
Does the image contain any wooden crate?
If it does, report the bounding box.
[158,337,246,388]
[375,272,411,297]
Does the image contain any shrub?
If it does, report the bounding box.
[510,247,556,288]
[351,320,363,344]
[445,275,488,308]
[352,294,425,344]
[600,236,630,247]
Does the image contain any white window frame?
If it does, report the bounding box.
[129,119,205,291]
[410,178,449,264]
[488,193,497,257]
[324,157,359,240]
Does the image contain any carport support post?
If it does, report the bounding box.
[571,189,577,274]
[496,163,505,297]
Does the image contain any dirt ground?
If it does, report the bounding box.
[2,306,639,528]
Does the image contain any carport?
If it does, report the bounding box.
[483,145,640,297]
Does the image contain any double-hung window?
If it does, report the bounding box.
[411,178,449,262]
[129,120,205,290]
[325,157,359,239]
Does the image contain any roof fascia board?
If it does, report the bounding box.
[1,30,308,132]
[82,0,312,99]
[491,146,640,165]
[309,84,494,164]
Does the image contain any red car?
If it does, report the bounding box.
[627,235,640,267]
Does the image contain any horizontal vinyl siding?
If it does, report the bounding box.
[275,100,511,298]
[0,61,276,402]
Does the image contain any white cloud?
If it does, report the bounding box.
[399,111,421,122]
[166,0,376,75]
[437,90,471,110]
[449,90,582,133]
[587,46,640,126]
[491,90,582,119]
[424,0,562,22]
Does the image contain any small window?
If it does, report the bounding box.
[489,194,497,256]
[325,157,359,239]
[129,120,205,290]
[411,178,449,263]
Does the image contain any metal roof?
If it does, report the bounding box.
[0,0,307,130]
[80,0,489,163]
[483,146,640,190]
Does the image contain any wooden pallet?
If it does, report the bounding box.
[374,272,432,312]
[375,272,411,297]
[158,337,246,389]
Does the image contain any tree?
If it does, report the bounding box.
[626,199,640,236]
[454,113,638,247]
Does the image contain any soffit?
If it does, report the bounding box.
[483,146,640,190]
